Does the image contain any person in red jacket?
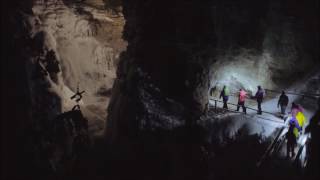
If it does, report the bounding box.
[236,89,247,114]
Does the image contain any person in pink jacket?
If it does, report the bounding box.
[236,89,247,114]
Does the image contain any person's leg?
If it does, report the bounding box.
[237,102,240,111]
[258,101,262,114]
[223,100,227,109]
[287,142,291,157]
[291,144,295,157]
[292,143,296,157]
[282,105,287,114]
[242,102,246,114]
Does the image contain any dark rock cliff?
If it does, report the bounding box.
[106,0,216,141]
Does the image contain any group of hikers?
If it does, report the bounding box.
[218,85,266,115]
[217,85,308,158]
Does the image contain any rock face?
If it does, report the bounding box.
[106,0,216,141]
[2,0,125,178]
[13,0,126,136]
[210,0,319,94]
[29,109,90,178]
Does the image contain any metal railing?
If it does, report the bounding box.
[209,95,313,169]
[256,126,286,167]
[212,88,320,101]
[210,98,280,116]
[208,97,290,167]
[208,98,285,124]
[264,89,320,98]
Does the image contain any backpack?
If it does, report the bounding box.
[290,116,303,138]
[296,111,306,128]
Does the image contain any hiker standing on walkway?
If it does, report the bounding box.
[254,86,264,115]
[278,91,289,115]
[290,102,306,137]
[219,86,229,109]
[236,89,247,114]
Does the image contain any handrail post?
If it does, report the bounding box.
[215,100,217,112]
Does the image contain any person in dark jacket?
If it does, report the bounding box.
[278,91,289,115]
[254,86,264,114]
[286,122,297,158]
[219,86,229,109]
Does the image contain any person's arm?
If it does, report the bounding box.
[251,91,257,99]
